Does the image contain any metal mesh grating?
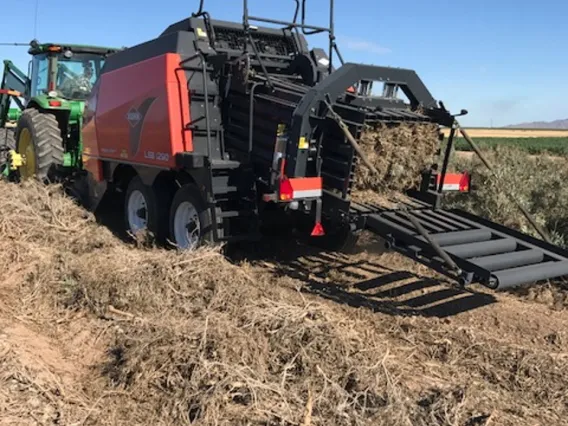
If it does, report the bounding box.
[213,27,296,57]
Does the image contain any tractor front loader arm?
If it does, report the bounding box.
[0,60,29,128]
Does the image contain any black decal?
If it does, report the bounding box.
[128,97,157,156]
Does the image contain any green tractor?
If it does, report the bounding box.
[0,40,121,180]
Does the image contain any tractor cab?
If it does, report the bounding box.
[27,40,115,101]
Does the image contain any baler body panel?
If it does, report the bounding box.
[83,53,191,168]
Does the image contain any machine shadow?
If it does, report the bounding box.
[91,192,497,318]
[227,233,498,319]
[92,191,138,243]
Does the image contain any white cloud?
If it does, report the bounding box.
[338,35,391,55]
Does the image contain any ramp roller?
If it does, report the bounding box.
[361,206,568,290]
[471,249,544,272]
[489,261,568,290]
[424,229,493,246]
[443,238,517,258]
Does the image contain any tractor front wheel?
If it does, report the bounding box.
[14,109,64,182]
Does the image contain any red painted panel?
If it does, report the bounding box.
[83,53,192,169]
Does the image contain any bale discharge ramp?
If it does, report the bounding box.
[351,199,568,290]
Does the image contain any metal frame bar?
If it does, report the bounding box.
[178,52,222,240]
[288,63,440,178]
[438,125,456,193]
[242,0,341,77]
[0,60,29,127]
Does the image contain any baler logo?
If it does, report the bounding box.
[127,97,157,157]
[126,108,142,127]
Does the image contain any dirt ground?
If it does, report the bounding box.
[1,182,568,425]
[440,127,568,138]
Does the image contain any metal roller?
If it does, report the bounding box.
[424,229,493,247]
[490,260,568,290]
[471,249,544,272]
[443,238,517,258]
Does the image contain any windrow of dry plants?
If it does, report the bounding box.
[445,145,568,248]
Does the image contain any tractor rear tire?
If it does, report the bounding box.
[0,128,15,150]
[168,183,214,250]
[124,175,170,242]
[14,109,64,182]
[0,128,15,178]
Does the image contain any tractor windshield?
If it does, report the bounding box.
[55,52,104,100]
[31,51,105,100]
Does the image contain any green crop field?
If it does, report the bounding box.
[453,137,568,156]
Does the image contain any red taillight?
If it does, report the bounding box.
[48,100,62,107]
[436,172,471,192]
[279,178,293,201]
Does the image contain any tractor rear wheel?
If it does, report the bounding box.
[0,128,15,178]
[14,109,64,181]
[0,128,15,150]
[168,183,214,250]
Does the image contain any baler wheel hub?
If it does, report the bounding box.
[127,190,148,233]
[173,201,200,250]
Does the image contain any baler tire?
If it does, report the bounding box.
[14,109,64,182]
[168,183,214,250]
[124,176,168,242]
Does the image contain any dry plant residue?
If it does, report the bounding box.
[0,178,568,425]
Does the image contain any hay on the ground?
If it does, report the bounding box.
[2,168,568,425]
[0,180,408,425]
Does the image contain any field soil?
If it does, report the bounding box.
[440,127,568,138]
[1,181,568,425]
[454,151,564,161]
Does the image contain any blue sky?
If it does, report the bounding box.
[2,0,567,127]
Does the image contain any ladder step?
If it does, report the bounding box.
[213,185,238,195]
[219,210,255,218]
[210,159,241,169]
[188,125,222,132]
[190,90,219,98]
[217,234,262,243]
